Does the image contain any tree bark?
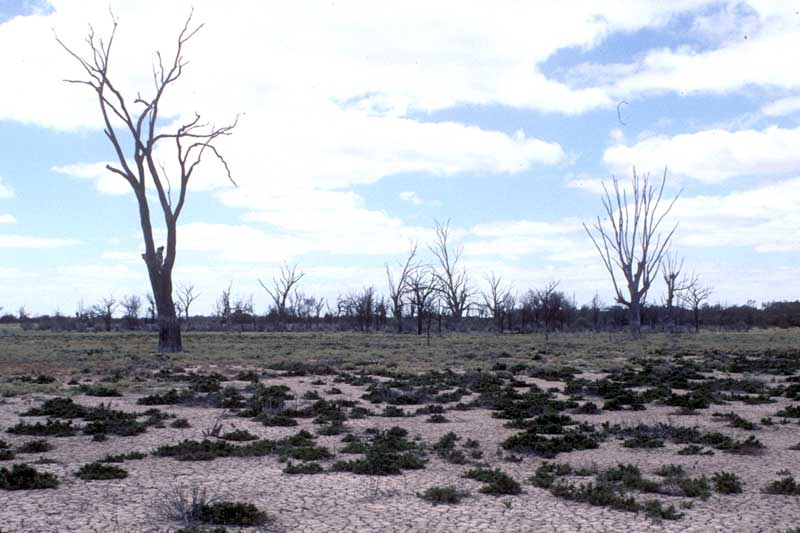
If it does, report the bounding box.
[629,299,642,340]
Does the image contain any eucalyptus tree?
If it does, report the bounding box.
[584,168,679,339]
[58,12,237,351]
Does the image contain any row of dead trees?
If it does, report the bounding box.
[55,13,720,350]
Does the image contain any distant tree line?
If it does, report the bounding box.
[7,293,799,334]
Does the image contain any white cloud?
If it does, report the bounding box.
[51,162,131,195]
[399,191,441,207]
[0,214,16,224]
[1,1,716,132]
[604,126,800,182]
[0,177,14,199]
[609,3,800,97]
[566,178,609,195]
[762,95,800,117]
[399,191,424,205]
[0,234,80,248]
[672,177,800,252]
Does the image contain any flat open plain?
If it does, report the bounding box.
[1,330,799,532]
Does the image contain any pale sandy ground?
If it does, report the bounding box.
[1,374,800,533]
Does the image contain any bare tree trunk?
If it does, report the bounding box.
[629,299,642,340]
[158,309,182,352]
[147,256,182,352]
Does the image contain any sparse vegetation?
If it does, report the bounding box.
[0,464,59,490]
[418,485,470,505]
[76,462,128,481]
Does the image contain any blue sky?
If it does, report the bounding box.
[0,0,798,315]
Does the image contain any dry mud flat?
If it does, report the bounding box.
[2,356,800,532]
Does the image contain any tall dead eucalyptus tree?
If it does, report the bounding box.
[57,12,237,352]
[481,272,512,333]
[662,252,691,328]
[259,265,304,326]
[407,268,438,336]
[584,168,679,339]
[429,220,472,322]
[386,244,418,333]
[681,277,712,333]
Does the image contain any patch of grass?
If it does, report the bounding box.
[654,464,685,478]
[712,411,757,430]
[154,439,238,462]
[721,435,765,455]
[332,427,425,475]
[641,499,684,520]
[550,481,640,513]
[380,406,406,417]
[502,430,600,458]
[464,468,522,495]
[712,471,743,494]
[775,405,800,418]
[426,414,449,423]
[0,464,58,490]
[219,429,257,442]
[431,432,468,464]
[622,435,665,449]
[7,419,76,437]
[137,389,185,406]
[283,461,324,475]
[530,462,573,488]
[677,444,714,456]
[153,486,271,528]
[16,439,53,454]
[78,384,122,397]
[76,462,128,481]
[676,476,711,499]
[258,414,298,427]
[197,501,270,527]
[764,476,800,495]
[99,451,146,463]
[417,485,470,505]
[171,418,192,429]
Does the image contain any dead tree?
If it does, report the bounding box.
[407,268,438,336]
[176,283,200,321]
[429,220,472,322]
[481,272,512,333]
[661,252,690,328]
[590,293,603,332]
[93,296,117,332]
[259,265,304,327]
[533,281,567,338]
[386,243,418,333]
[145,294,156,322]
[681,278,713,333]
[120,295,141,329]
[583,168,679,339]
[213,283,233,327]
[57,12,237,352]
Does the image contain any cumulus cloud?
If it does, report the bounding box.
[604,126,800,182]
[762,96,800,117]
[0,214,15,224]
[0,234,79,248]
[672,177,800,252]
[399,191,424,205]
[51,162,131,195]
[608,2,800,97]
